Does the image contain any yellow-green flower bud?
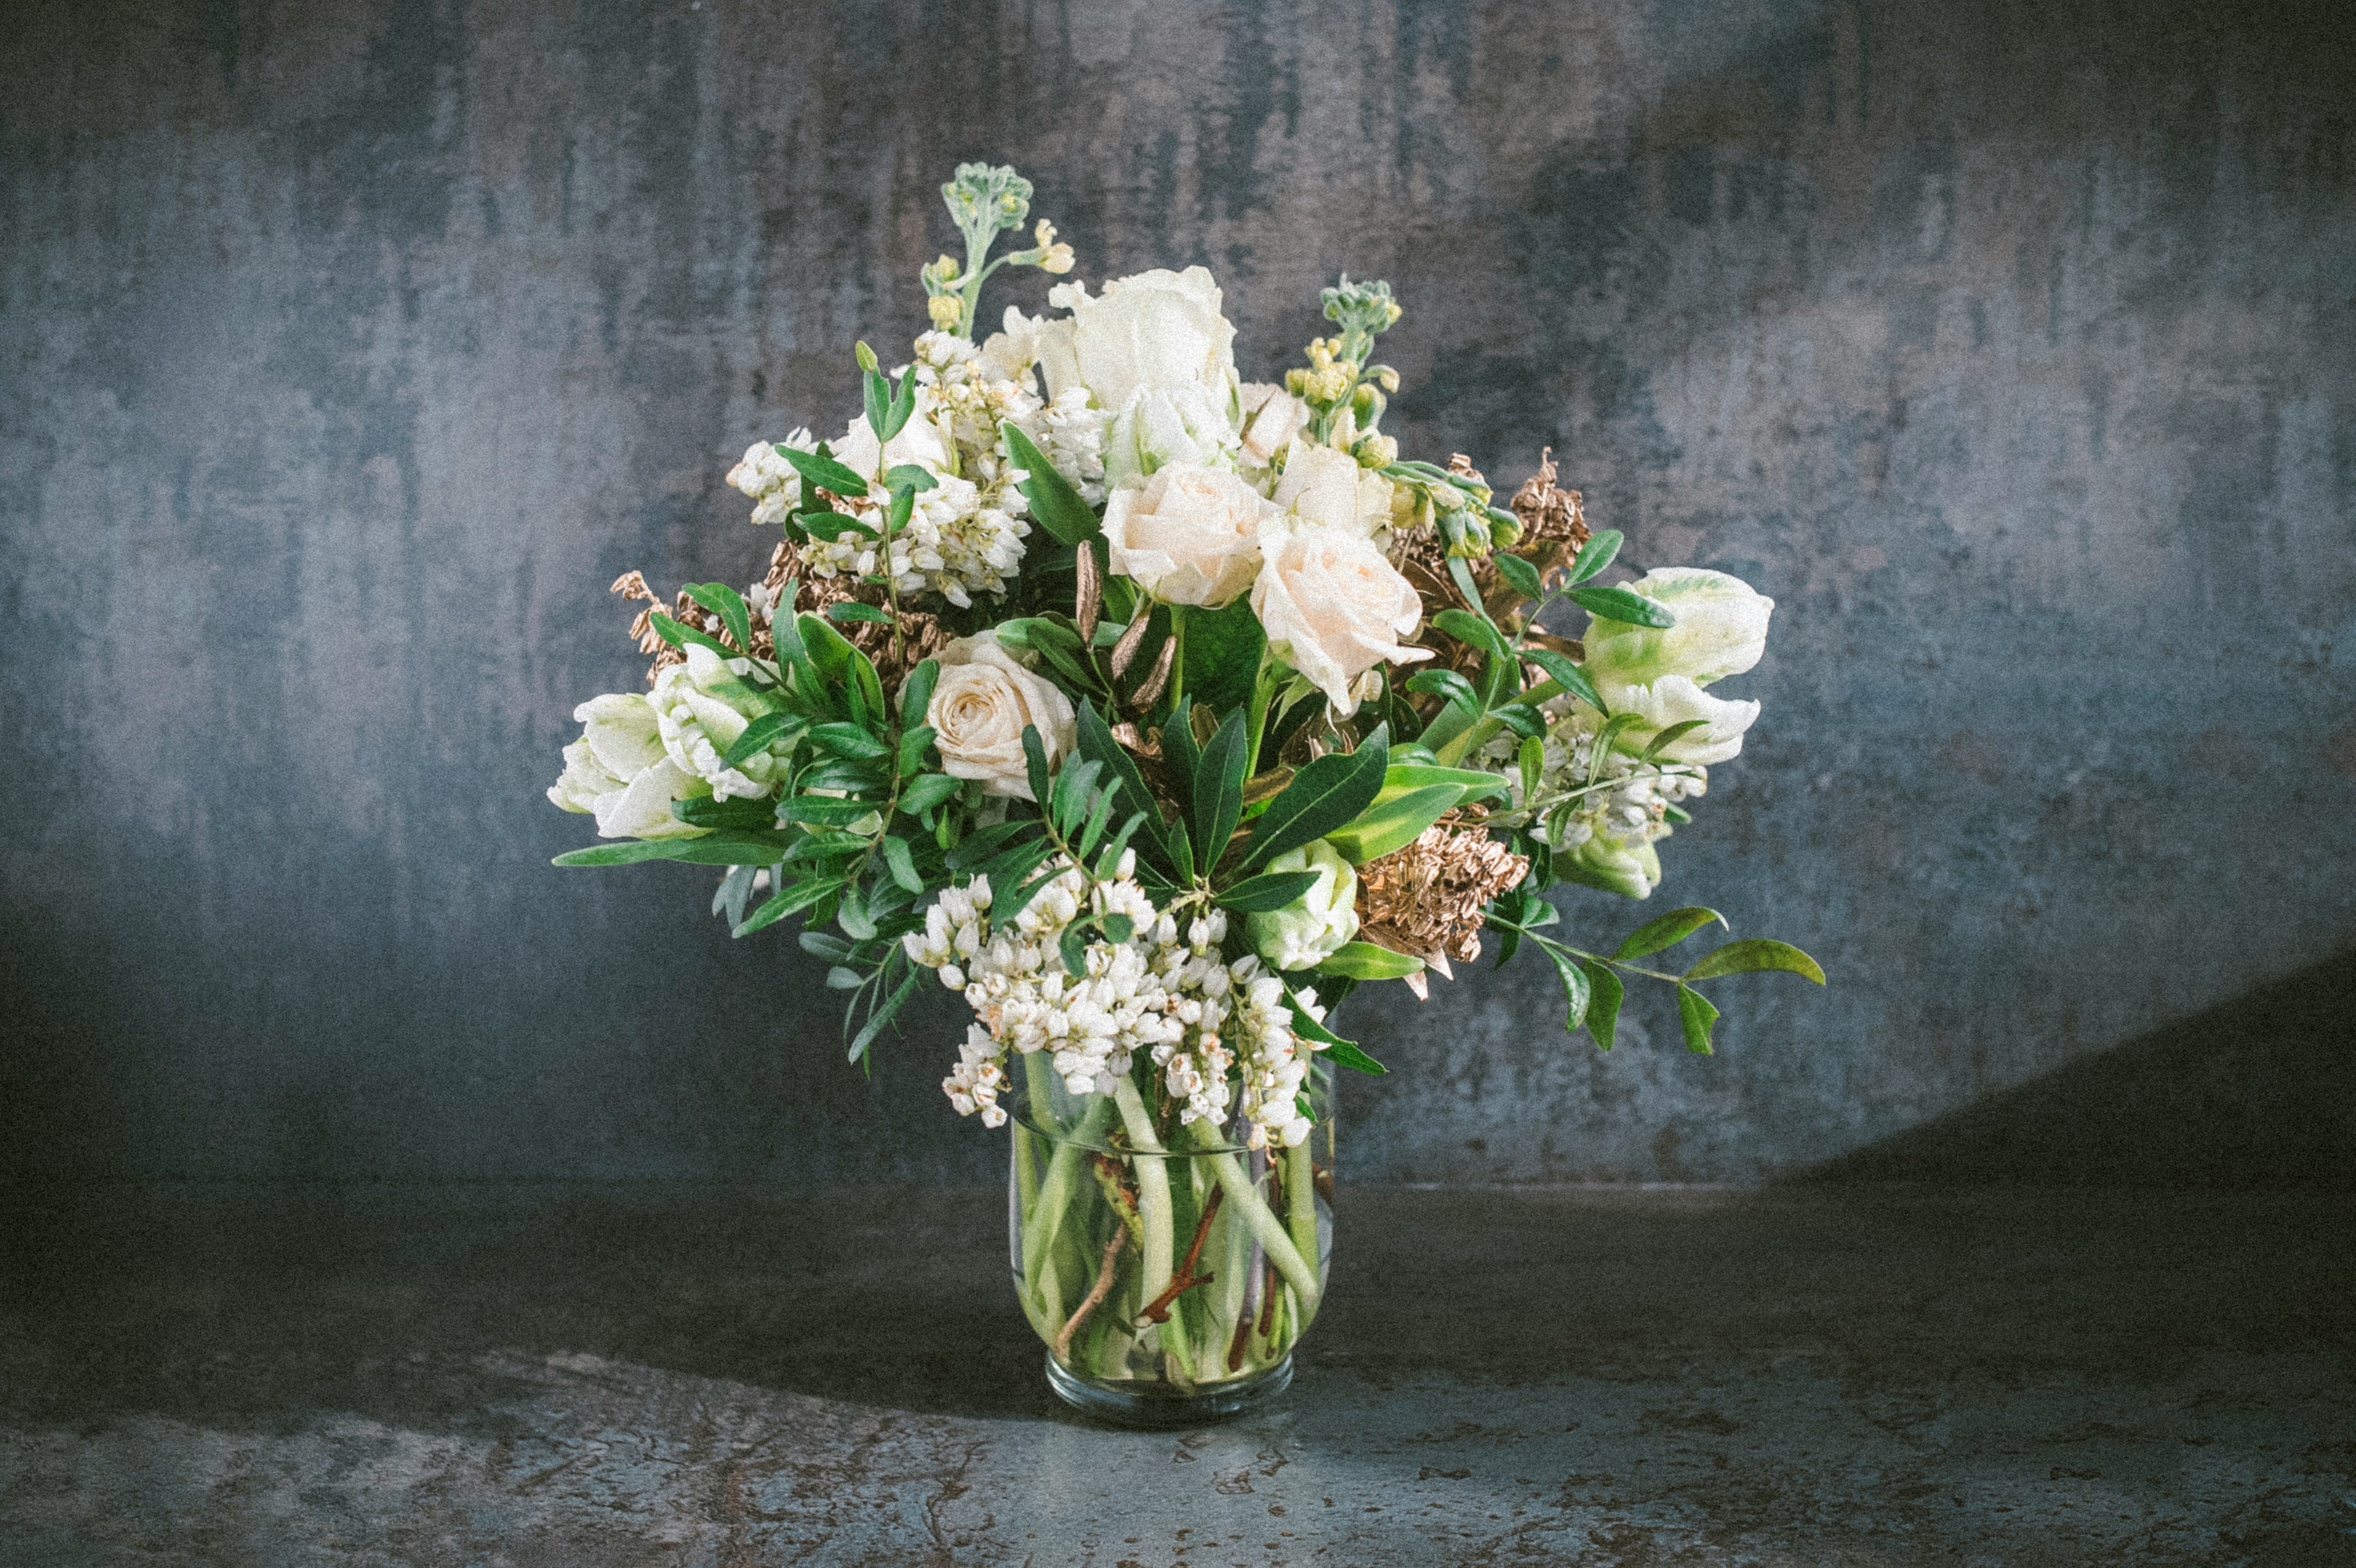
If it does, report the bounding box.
[926,293,964,330]
[1354,433,1399,468]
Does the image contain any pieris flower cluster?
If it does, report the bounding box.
[1476,707,1709,899]
[903,862,1327,1148]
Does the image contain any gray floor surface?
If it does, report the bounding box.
[2,1185,2351,1566]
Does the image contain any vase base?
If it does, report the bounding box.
[1044,1349,1294,1427]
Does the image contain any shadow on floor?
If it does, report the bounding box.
[1798,947,2356,1188]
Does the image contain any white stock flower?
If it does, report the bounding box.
[1270,438,1392,537]
[914,631,1077,800]
[1245,839,1361,972]
[726,429,818,526]
[828,405,950,483]
[1102,463,1277,608]
[1251,520,1433,713]
[548,692,709,840]
[1021,387,1111,504]
[650,643,793,800]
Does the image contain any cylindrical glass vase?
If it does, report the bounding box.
[1008,1057,1333,1425]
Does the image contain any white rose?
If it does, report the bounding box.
[914,631,1078,801]
[1102,382,1241,488]
[1050,267,1239,412]
[1245,839,1361,971]
[1250,521,1434,714]
[548,692,709,840]
[1270,437,1393,537]
[1237,384,1309,467]
[651,642,794,800]
[1103,464,1276,608]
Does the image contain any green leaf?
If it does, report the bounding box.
[1177,596,1268,715]
[1021,725,1052,813]
[1385,763,1512,800]
[896,724,936,777]
[809,722,891,760]
[1073,702,1178,878]
[778,445,870,500]
[1571,584,1677,629]
[1281,986,1387,1074]
[774,796,881,827]
[648,611,739,663]
[799,510,878,542]
[1215,869,1322,912]
[1494,552,1545,600]
[1193,710,1250,869]
[795,759,888,793]
[1612,906,1729,961]
[1682,939,1827,986]
[1640,719,1711,761]
[862,358,889,440]
[1324,782,1463,864]
[722,711,800,768]
[1059,924,1090,978]
[899,659,940,728]
[1314,940,1425,980]
[897,772,962,815]
[1241,730,1390,873]
[881,834,924,893]
[849,965,921,1062]
[553,838,707,867]
[1000,422,1100,545]
[1546,945,1591,1029]
[1676,984,1720,1054]
[884,462,936,494]
[1405,668,1481,714]
[1077,783,1118,860]
[826,601,894,626]
[735,873,841,935]
[1434,607,1511,661]
[681,583,752,653]
[1568,528,1623,584]
[826,964,866,990]
[883,369,918,440]
[1518,736,1544,807]
[1515,646,1607,715]
[1100,911,1134,943]
[837,890,877,940]
[1490,703,1547,740]
[1581,960,1623,1050]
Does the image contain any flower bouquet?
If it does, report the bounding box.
[547,165,1823,1420]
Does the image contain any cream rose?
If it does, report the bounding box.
[1103,464,1277,608]
[1250,521,1434,713]
[1270,437,1393,537]
[915,631,1078,801]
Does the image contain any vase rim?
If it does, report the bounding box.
[1007,1078,1331,1158]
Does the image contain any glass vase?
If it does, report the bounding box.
[1008,1055,1334,1426]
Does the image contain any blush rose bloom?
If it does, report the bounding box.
[1103,464,1278,608]
[915,631,1078,801]
[1250,520,1433,714]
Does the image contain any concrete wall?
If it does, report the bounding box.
[5,0,2352,1189]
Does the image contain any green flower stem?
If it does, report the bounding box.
[1284,1138,1321,1328]
[1111,1076,1177,1318]
[1021,1065,1114,1316]
[1203,1147,1322,1322]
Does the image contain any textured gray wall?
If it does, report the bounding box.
[5,0,2352,1188]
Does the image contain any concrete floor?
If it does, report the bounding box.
[2,1185,2350,1566]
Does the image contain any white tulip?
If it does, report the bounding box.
[1245,840,1361,971]
[1582,567,1773,697]
[548,692,709,839]
[1609,675,1761,765]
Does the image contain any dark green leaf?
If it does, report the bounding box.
[1518,736,1544,808]
[735,873,841,935]
[799,510,878,541]
[673,795,777,829]
[849,965,921,1062]
[1100,911,1134,943]
[1405,668,1481,714]
[1178,596,1267,715]
[647,612,738,663]
[1571,584,1677,629]
[1516,646,1607,715]
[553,838,705,867]
[722,711,799,768]
[1676,984,1720,1054]
[1581,960,1623,1050]
[861,354,889,438]
[809,722,891,760]
[1612,906,1729,961]
[882,369,918,440]
[1073,702,1178,877]
[1493,552,1545,600]
[1001,422,1101,546]
[1021,725,1052,811]
[795,758,888,793]
[881,834,924,893]
[897,724,936,777]
[1214,869,1322,912]
[1491,703,1547,740]
[899,660,940,729]
[826,601,893,625]
[1282,986,1387,1074]
[1243,730,1390,873]
[1059,924,1089,978]
[1568,528,1623,584]
[1682,938,1827,985]
[944,817,1041,868]
[681,583,752,653]
[778,444,869,499]
[1323,782,1463,864]
[897,773,962,815]
[1193,710,1249,868]
[1434,607,1511,660]
[1546,945,1591,1028]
